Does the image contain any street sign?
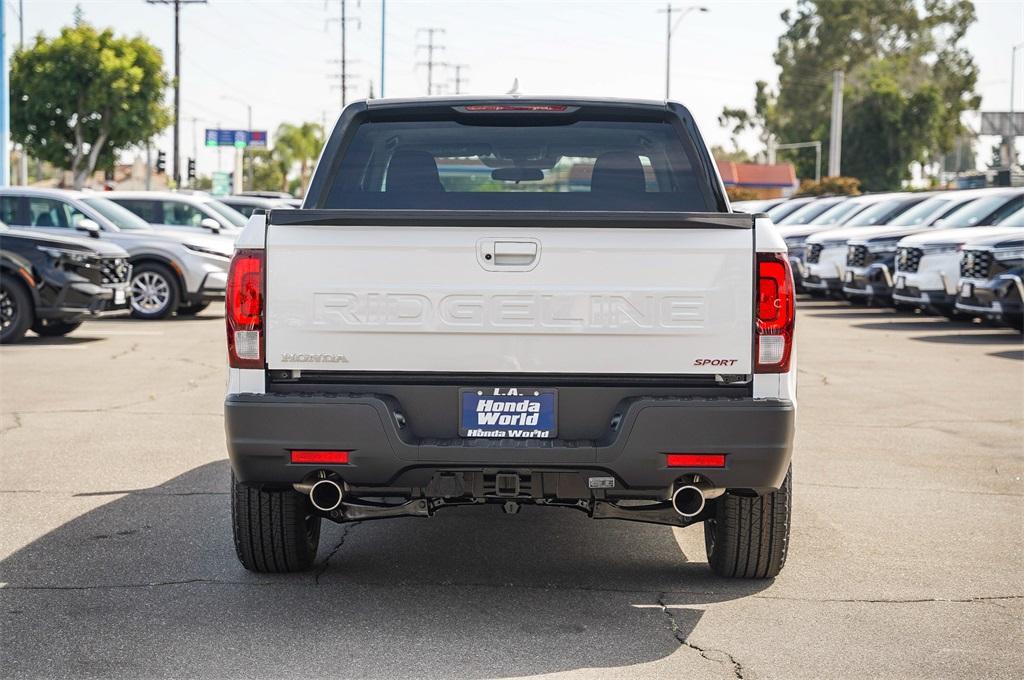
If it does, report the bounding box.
[204,129,269,148]
[211,171,231,196]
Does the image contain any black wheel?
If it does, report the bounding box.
[1004,313,1024,333]
[129,262,180,320]
[892,302,916,313]
[177,301,210,316]
[704,466,791,579]
[31,318,83,337]
[232,474,321,573]
[0,278,33,344]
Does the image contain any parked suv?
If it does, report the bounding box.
[0,222,130,342]
[893,204,1024,317]
[225,97,796,580]
[955,231,1024,331]
[104,191,246,237]
[791,193,920,294]
[843,189,1024,305]
[0,188,234,319]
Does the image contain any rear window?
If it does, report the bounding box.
[322,118,716,211]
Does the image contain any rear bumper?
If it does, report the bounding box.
[225,393,795,496]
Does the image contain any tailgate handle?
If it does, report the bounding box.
[492,241,538,266]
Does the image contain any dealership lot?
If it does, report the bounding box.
[0,302,1021,679]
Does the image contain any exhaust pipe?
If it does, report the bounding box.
[671,484,706,518]
[309,478,344,512]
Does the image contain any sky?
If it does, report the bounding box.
[4,0,1024,180]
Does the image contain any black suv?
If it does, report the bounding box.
[0,224,131,342]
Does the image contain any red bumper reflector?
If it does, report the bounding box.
[290,450,350,464]
[665,453,726,468]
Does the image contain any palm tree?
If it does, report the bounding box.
[274,122,324,196]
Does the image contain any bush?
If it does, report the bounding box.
[725,187,762,201]
[797,176,861,196]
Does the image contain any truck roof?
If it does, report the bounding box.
[362,95,672,110]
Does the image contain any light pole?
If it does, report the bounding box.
[221,95,252,191]
[1009,42,1024,167]
[658,4,708,100]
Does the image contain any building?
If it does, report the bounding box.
[716,161,798,198]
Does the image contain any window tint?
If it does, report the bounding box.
[936,193,1024,228]
[995,206,1024,227]
[112,199,159,223]
[81,198,152,230]
[777,197,845,225]
[324,118,715,211]
[225,203,256,218]
[765,198,811,222]
[0,196,20,225]
[160,200,206,227]
[814,200,870,226]
[27,197,88,229]
[889,197,961,226]
[203,200,246,227]
[845,197,921,226]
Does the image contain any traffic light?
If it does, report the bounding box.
[155,150,167,174]
[187,158,196,181]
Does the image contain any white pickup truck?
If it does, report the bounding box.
[224,97,797,579]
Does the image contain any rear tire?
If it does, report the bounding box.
[704,466,791,579]
[231,475,321,573]
[0,278,33,344]
[31,318,83,337]
[1004,313,1024,333]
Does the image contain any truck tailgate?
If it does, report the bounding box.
[265,213,753,375]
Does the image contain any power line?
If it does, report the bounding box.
[145,0,208,187]
[416,27,447,96]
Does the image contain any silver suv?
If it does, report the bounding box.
[103,191,246,237]
[0,188,235,320]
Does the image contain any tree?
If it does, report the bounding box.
[274,122,324,195]
[724,0,979,188]
[10,23,171,188]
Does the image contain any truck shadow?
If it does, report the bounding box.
[0,460,771,679]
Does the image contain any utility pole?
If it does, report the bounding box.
[451,64,469,95]
[1008,42,1024,167]
[828,70,844,177]
[417,28,446,95]
[13,0,27,184]
[1,5,8,186]
[147,0,207,187]
[380,0,386,98]
[657,4,708,100]
[326,0,360,110]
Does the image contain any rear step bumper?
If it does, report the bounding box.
[226,393,794,495]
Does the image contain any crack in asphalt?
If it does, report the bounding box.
[110,342,140,360]
[658,592,744,679]
[313,522,362,585]
[0,412,23,436]
[3,574,1021,611]
[799,481,1024,498]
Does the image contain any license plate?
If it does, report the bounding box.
[895,276,906,289]
[844,270,855,283]
[460,388,557,438]
[114,289,126,305]
[960,282,974,298]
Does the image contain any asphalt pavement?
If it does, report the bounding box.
[1,300,1021,679]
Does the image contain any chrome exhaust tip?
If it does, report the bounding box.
[671,485,706,518]
[309,478,344,512]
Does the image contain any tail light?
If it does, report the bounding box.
[755,252,795,373]
[226,249,264,369]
